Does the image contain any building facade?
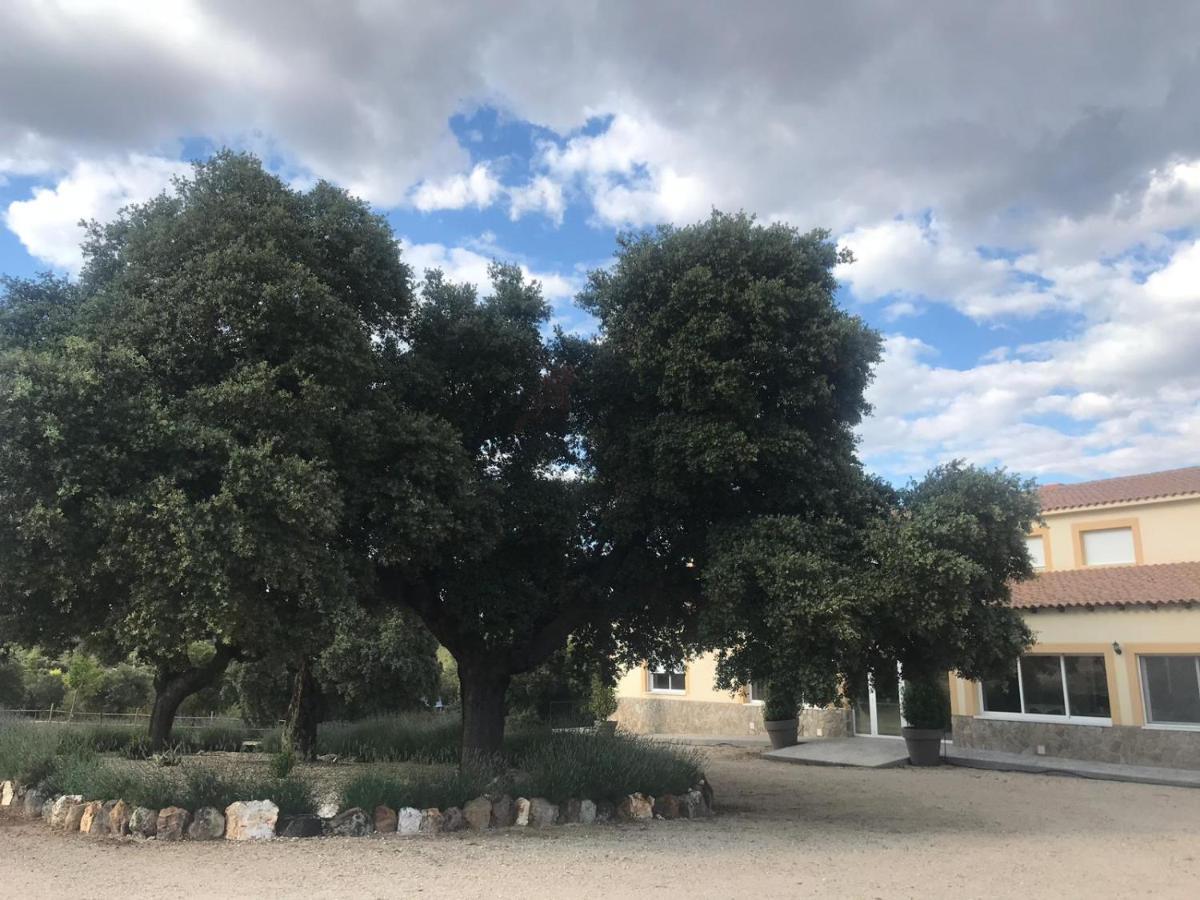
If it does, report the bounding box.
[950,466,1200,770]
[616,466,1200,770]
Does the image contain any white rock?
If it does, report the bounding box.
[1,781,17,807]
[514,797,531,827]
[224,800,279,840]
[397,806,422,835]
[316,792,339,818]
[49,795,83,828]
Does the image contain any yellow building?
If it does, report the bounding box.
[616,466,1200,769]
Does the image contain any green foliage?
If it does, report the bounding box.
[706,462,1039,701]
[0,720,311,813]
[269,749,295,779]
[314,713,463,763]
[341,765,497,813]
[511,732,704,804]
[341,731,705,810]
[900,676,951,731]
[762,680,797,721]
[0,656,24,708]
[587,675,618,722]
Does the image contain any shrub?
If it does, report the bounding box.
[316,713,462,763]
[340,764,498,813]
[900,676,950,730]
[762,680,797,721]
[0,722,64,785]
[587,675,618,722]
[511,732,704,804]
[269,749,295,779]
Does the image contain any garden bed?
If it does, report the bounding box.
[0,717,713,841]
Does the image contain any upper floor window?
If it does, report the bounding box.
[649,666,686,693]
[1080,526,1136,566]
[1025,535,1046,570]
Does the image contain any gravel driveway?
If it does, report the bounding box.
[2,745,1197,899]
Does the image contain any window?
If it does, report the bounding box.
[747,682,763,703]
[1080,527,1135,566]
[1140,656,1200,727]
[649,667,686,693]
[1025,535,1046,569]
[980,654,1111,721]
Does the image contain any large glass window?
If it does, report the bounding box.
[981,669,1022,713]
[1141,656,1200,726]
[1080,527,1135,566]
[649,667,686,693]
[980,654,1110,720]
[1020,656,1068,715]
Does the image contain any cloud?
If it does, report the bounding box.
[4,154,189,271]
[6,2,1198,227]
[401,235,581,306]
[859,234,1200,481]
[507,176,566,224]
[837,217,1062,320]
[410,164,502,212]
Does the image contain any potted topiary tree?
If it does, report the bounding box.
[589,675,619,735]
[762,680,799,749]
[900,675,950,766]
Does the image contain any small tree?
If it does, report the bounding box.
[704,462,1039,704]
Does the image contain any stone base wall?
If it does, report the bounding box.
[952,715,1200,770]
[616,697,852,738]
[799,706,852,739]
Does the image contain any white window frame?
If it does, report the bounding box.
[1139,654,1200,732]
[648,666,686,694]
[746,682,763,704]
[977,654,1112,726]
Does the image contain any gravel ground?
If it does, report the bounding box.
[3,744,1198,899]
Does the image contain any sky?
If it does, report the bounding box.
[2,1,1199,486]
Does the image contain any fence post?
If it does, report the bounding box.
[47,704,55,723]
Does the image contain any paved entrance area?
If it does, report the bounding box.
[762,736,1200,789]
[763,736,911,767]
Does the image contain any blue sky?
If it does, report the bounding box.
[2,1,1199,486]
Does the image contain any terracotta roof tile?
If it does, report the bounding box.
[1039,466,1200,512]
[1011,561,1200,610]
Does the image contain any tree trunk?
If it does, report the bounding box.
[459,664,510,767]
[148,646,235,751]
[283,657,323,761]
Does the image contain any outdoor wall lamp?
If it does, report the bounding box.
[1112,641,1123,655]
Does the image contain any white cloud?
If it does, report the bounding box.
[410,164,502,213]
[402,236,581,305]
[507,176,566,224]
[837,218,1061,320]
[860,233,1200,480]
[4,154,189,271]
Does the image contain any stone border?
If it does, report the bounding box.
[1,778,714,841]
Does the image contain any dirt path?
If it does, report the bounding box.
[3,746,1198,899]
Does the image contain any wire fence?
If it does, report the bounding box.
[0,708,256,728]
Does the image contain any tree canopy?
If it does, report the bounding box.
[0,152,1037,760]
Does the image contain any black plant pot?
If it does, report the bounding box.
[901,727,944,766]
